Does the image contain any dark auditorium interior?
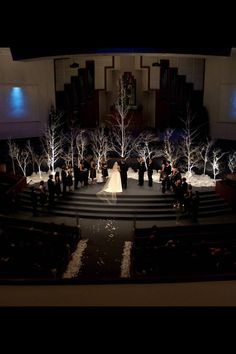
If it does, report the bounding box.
[1,45,236,307]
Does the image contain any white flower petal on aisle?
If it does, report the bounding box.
[62,239,88,279]
[120,241,132,278]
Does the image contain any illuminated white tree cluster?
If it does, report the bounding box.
[6,95,236,186]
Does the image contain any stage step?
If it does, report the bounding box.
[18,187,233,221]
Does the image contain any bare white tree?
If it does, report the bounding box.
[228,151,236,173]
[64,127,80,167]
[25,137,47,178]
[109,78,134,158]
[133,131,160,168]
[162,128,181,166]
[34,154,47,179]
[210,148,227,180]
[26,140,37,175]
[75,129,89,163]
[89,126,110,171]
[199,138,214,175]
[180,107,202,175]
[41,111,63,173]
[11,143,31,177]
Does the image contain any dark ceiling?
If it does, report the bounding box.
[10,47,234,60]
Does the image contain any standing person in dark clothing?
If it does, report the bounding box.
[137,157,146,186]
[47,174,55,207]
[180,177,188,196]
[161,160,171,193]
[61,165,67,196]
[119,158,128,189]
[82,157,90,187]
[101,157,108,182]
[147,158,153,187]
[90,157,97,184]
[54,171,62,197]
[66,163,73,191]
[73,163,80,190]
[184,184,194,215]
[170,166,182,192]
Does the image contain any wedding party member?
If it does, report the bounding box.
[161,160,171,193]
[90,157,97,184]
[54,171,62,197]
[98,161,122,193]
[101,157,108,182]
[66,164,73,191]
[119,158,128,189]
[61,165,67,196]
[147,157,153,187]
[73,163,80,190]
[82,157,90,186]
[138,157,146,186]
[47,174,55,207]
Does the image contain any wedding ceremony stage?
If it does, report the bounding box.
[19,177,232,221]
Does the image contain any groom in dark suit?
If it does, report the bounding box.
[119,158,128,189]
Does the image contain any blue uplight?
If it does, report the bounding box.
[9,87,26,117]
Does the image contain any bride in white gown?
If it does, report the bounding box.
[96,161,122,201]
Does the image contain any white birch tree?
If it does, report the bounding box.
[41,111,63,173]
[89,126,110,171]
[33,154,47,179]
[11,144,31,177]
[134,131,160,168]
[64,127,80,167]
[75,129,88,163]
[228,151,236,173]
[25,138,47,178]
[109,78,134,158]
[210,148,227,180]
[162,128,181,166]
[199,138,214,175]
[180,107,202,175]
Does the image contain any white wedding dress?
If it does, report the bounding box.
[102,162,122,193]
[96,162,122,202]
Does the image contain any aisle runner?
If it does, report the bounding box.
[63,239,88,278]
[120,241,132,278]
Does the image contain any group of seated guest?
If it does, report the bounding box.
[133,225,236,277]
[0,220,80,279]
